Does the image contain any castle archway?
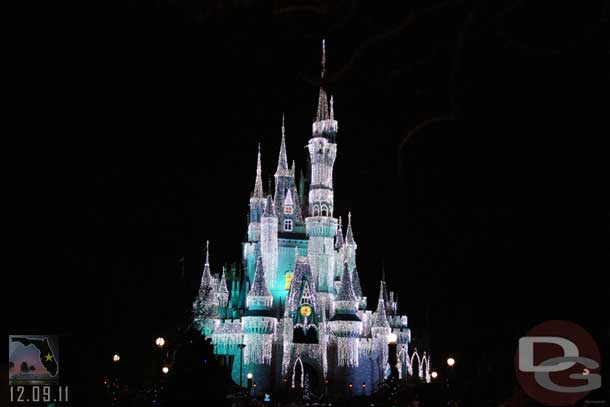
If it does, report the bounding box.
[291,356,322,398]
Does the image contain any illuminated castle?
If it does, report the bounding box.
[193,41,431,397]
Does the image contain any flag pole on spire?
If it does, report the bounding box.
[321,38,326,79]
[205,240,210,265]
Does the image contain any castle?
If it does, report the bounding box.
[193,41,431,397]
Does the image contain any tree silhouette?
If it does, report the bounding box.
[30,365,36,371]
[20,361,29,373]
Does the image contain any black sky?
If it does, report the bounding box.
[12,0,609,402]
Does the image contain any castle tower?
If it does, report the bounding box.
[260,195,278,291]
[371,280,391,377]
[306,40,339,315]
[330,262,362,367]
[240,257,276,391]
[273,116,306,302]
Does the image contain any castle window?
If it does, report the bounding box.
[284,205,293,215]
[285,272,294,290]
[321,205,328,217]
[284,219,293,231]
[312,205,319,217]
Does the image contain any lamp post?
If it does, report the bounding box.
[238,344,246,388]
[247,372,253,394]
[446,357,456,400]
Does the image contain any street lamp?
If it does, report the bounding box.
[388,332,398,344]
[431,371,438,379]
[155,337,165,348]
[247,372,253,394]
[447,357,455,367]
[162,366,169,374]
[112,354,120,363]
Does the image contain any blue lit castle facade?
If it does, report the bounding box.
[192,42,431,397]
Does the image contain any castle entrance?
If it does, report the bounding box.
[291,358,322,399]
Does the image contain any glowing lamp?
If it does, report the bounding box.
[162,366,169,374]
[447,357,455,367]
[247,372,253,379]
[388,332,398,344]
[155,337,165,348]
[431,371,438,379]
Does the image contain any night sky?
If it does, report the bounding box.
[12,0,609,402]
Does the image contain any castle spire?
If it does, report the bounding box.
[352,265,363,298]
[205,239,210,265]
[275,114,290,177]
[316,88,330,122]
[218,266,229,294]
[263,195,276,217]
[371,280,390,328]
[335,262,356,302]
[316,39,330,122]
[247,257,272,310]
[252,143,264,199]
[198,241,217,296]
[345,211,356,245]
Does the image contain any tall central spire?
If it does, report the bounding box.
[275,114,290,177]
[313,39,337,136]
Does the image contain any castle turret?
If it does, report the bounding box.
[370,280,391,375]
[193,241,220,336]
[344,212,357,272]
[242,257,276,365]
[261,195,278,290]
[330,262,362,366]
